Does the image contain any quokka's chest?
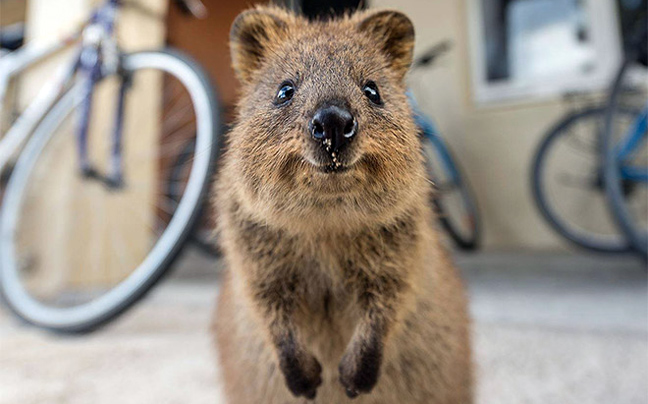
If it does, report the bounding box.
[294,280,360,345]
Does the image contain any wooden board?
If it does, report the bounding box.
[19,0,167,295]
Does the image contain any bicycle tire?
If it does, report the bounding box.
[167,137,220,257]
[0,48,221,332]
[531,107,633,253]
[602,58,648,260]
[421,135,481,250]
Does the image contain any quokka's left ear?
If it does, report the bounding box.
[357,10,415,80]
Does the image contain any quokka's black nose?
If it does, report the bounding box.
[309,105,357,151]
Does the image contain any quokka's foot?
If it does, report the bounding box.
[280,349,323,399]
[338,341,382,399]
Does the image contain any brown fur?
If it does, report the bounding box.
[213,6,472,404]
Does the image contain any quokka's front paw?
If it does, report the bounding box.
[338,342,382,399]
[279,349,323,399]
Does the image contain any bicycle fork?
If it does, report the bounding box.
[75,49,129,189]
[108,69,131,188]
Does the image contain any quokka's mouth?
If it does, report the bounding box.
[302,156,355,174]
[317,164,351,174]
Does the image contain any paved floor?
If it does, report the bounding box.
[0,251,646,404]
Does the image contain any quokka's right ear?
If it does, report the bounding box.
[230,7,291,84]
[357,10,415,81]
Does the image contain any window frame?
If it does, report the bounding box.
[466,0,623,105]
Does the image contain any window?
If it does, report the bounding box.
[467,0,622,104]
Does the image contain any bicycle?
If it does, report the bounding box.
[532,12,647,259]
[166,136,220,256]
[601,17,647,260]
[0,0,221,332]
[409,41,482,250]
[531,93,637,253]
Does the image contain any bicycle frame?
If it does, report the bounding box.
[407,92,460,184]
[0,0,124,183]
[617,106,648,182]
[0,35,77,173]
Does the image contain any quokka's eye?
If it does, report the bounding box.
[363,81,382,105]
[274,80,295,105]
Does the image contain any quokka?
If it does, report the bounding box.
[213,6,472,404]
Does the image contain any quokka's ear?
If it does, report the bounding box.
[357,10,415,80]
[230,7,291,84]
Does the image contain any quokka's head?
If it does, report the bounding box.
[226,6,426,228]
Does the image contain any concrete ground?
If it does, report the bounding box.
[0,251,646,404]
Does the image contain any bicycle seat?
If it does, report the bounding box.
[0,23,25,51]
[412,40,452,70]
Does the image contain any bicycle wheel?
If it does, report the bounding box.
[167,137,220,256]
[532,107,636,252]
[602,58,648,259]
[421,134,481,250]
[0,49,220,332]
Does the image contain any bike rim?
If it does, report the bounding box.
[422,138,479,247]
[0,51,215,329]
[603,60,648,257]
[533,108,634,252]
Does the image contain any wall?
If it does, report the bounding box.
[20,0,167,289]
[371,0,605,250]
[166,0,252,119]
[15,0,616,252]
[0,0,27,26]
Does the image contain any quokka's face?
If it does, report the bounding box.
[229,7,422,198]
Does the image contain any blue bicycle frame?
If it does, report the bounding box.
[617,105,648,182]
[407,92,460,184]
